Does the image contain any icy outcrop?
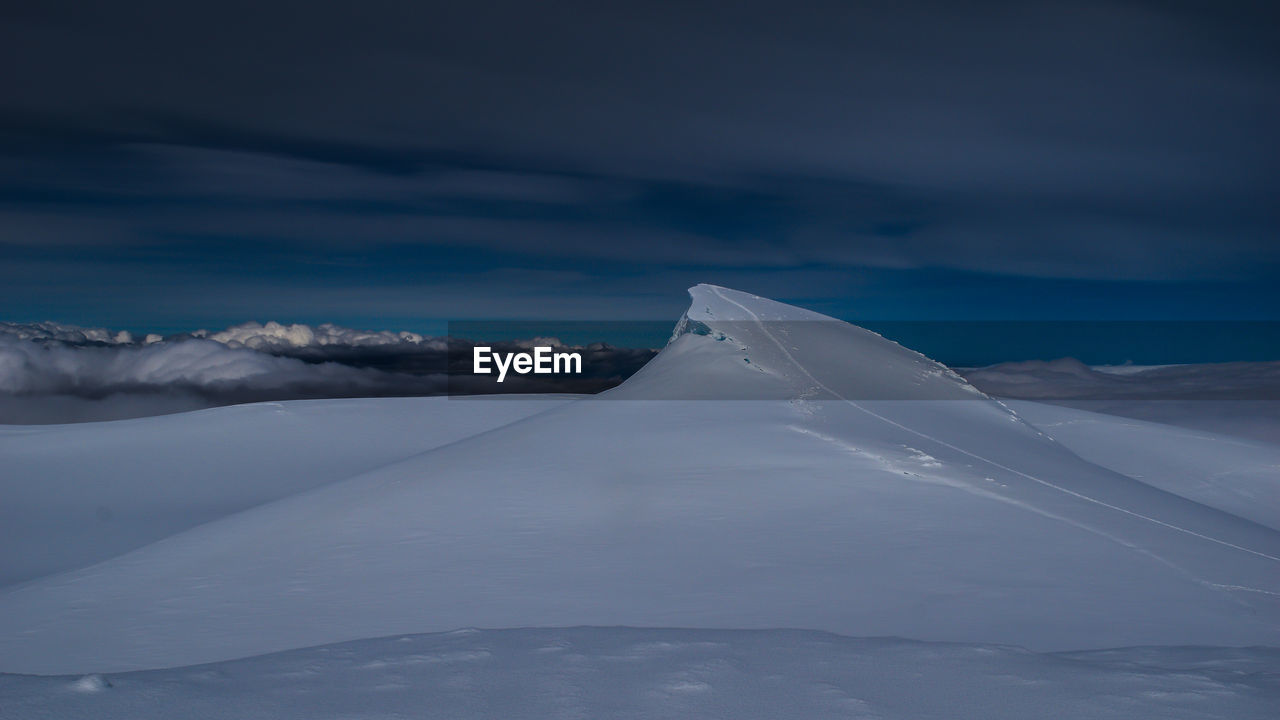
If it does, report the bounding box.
[623,284,984,400]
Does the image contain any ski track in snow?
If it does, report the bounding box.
[781,422,1253,606]
[707,286,1280,574]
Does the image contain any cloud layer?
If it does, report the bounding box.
[0,321,655,423]
[195,321,436,351]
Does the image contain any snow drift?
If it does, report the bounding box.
[0,396,570,586]
[4,628,1276,720]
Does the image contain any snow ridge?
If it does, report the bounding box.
[1,284,1278,676]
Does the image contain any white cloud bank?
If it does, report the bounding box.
[0,321,450,423]
[0,321,139,345]
[1,320,436,350]
[0,335,392,394]
[195,321,439,351]
[0,321,650,423]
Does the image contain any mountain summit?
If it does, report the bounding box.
[615,284,984,401]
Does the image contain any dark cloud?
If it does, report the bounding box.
[1,1,1277,324]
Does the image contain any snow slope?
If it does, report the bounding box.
[961,358,1280,445]
[4,628,1277,720]
[0,396,569,586]
[1,285,1277,676]
[1008,400,1280,531]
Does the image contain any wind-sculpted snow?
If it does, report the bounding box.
[0,397,570,586]
[622,285,987,400]
[1002,401,1280,531]
[964,357,1280,401]
[1,285,1277,675]
[3,628,1277,720]
[962,358,1280,444]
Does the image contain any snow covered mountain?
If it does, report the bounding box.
[1,285,1277,717]
[4,285,1277,671]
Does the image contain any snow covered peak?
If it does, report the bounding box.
[621,284,985,401]
[684,284,836,324]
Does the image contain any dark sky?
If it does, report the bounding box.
[2,0,1277,333]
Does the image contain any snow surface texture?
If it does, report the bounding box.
[2,285,1278,717]
[2,628,1276,720]
[1006,400,1280,532]
[0,396,570,586]
[962,358,1280,445]
[963,357,1280,401]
